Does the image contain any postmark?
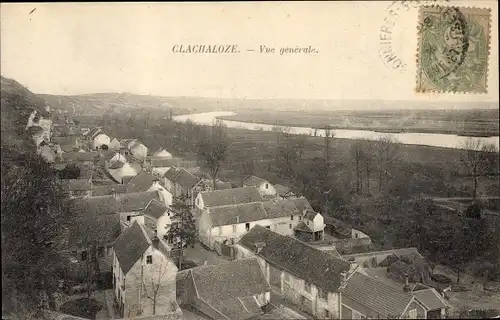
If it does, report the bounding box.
[416,6,491,93]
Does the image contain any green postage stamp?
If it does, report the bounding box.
[416,6,491,93]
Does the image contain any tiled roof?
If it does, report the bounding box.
[262,199,303,218]
[190,258,270,313]
[287,197,313,212]
[294,221,312,232]
[412,288,450,311]
[67,191,161,215]
[68,179,92,191]
[304,210,319,220]
[242,175,269,187]
[127,170,160,193]
[91,184,129,196]
[150,158,179,168]
[108,160,126,169]
[342,247,423,261]
[343,272,413,318]
[144,199,168,220]
[67,214,121,249]
[209,202,267,227]
[153,148,173,157]
[238,226,350,293]
[209,297,262,320]
[113,221,151,274]
[274,184,293,196]
[88,128,102,138]
[200,186,262,208]
[172,168,199,189]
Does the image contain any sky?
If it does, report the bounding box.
[1,1,498,103]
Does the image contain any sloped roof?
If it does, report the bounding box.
[294,221,312,232]
[343,272,413,318]
[108,160,126,169]
[164,167,199,189]
[127,170,160,193]
[412,288,450,311]
[113,221,151,274]
[262,199,303,218]
[150,158,179,168]
[274,184,294,197]
[342,247,423,261]
[153,148,173,157]
[67,214,121,249]
[238,226,350,293]
[144,199,168,220]
[287,197,313,212]
[209,202,267,227]
[242,175,269,187]
[91,184,128,196]
[304,210,319,220]
[87,128,102,138]
[67,191,161,215]
[190,257,270,314]
[199,186,262,208]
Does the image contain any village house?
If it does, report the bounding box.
[341,271,449,319]
[91,184,129,197]
[38,143,57,163]
[26,110,53,142]
[27,125,45,147]
[62,213,121,280]
[129,140,148,161]
[60,151,100,166]
[52,136,81,153]
[198,197,321,250]
[181,258,271,319]
[143,199,173,240]
[112,221,181,319]
[235,226,351,319]
[153,147,173,158]
[242,175,277,200]
[127,170,173,206]
[109,137,123,151]
[107,159,140,184]
[199,178,233,191]
[195,186,262,211]
[341,247,424,268]
[164,166,202,207]
[293,209,326,242]
[274,184,298,199]
[145,157,180,178]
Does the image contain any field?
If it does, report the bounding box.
[219,108,500,137]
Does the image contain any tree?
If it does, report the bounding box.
[323,125,334,163]
[374,135,400,193]
[196,121,230,191]
[164,196,198,270]
[458,139,497,199]
[60,163,81,179]
[141,260,171,316]
[351,141,364,194]
[2,150,70,318]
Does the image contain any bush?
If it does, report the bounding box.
[60,298,102,319]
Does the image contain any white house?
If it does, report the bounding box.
[153,148,173,158]
[235,226,351,319]
[129,141,148,161]
[92,133,111,150]
[195,186,262,211]
[198,197,317,250]
[127,170,173,206]
[112,221,181,319]
[109,138,123,151]
[242,175,277,199]
[107,160,140,184]
[294,209,326,242]
[143,199,173,240]
[145,157,179,178]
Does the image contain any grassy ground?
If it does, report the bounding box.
[220,109,499,137]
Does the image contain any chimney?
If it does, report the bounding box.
[403,273,410,293]
[152,230,160,249]
[255,241,266,254]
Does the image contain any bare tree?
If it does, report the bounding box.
[324,125,334,163]
[141,260,171,315]
[458,138,498,199]
[374,135,400,193]
[351,141,364,194]
[361,141,375,194]
[196,121,230,191]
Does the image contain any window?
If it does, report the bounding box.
[408,309,417,319]
[304,281,311,293]
[355,233,359,238]
[126,215,131,222]
[265,183,269,189]
[306,221,309,225]
[98,246,105,257]
[289,224,292,229]
[265,226,270,229]
[291,215,294,220]
[146,255,153,264]
[245,223,250,231]
[299,215,302,221]
[81,250,88,261]
[325,309,330,318]
[232,225,237,233]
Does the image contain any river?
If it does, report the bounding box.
[173,111,500,150]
